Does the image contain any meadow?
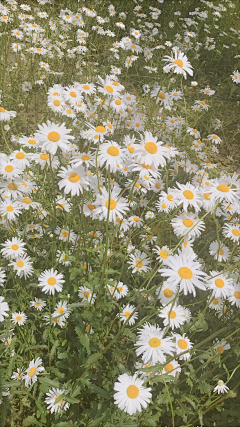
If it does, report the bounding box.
[0,0,240,426]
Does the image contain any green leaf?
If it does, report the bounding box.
[39,377,59,388]
[89,383,110,400]
[23,416,43,426]
[84,352,102,367]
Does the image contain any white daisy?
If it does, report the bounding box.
[38,268,65,295]
[9,255,33,278]
[45,388,69,414]
[222,223,240,242]
[171,213,205,239]
[35,121,74,154]
[207,271,233,298]
[97,141,124,172]
[78,286,96,304]
[162,359,181,378]
[174,333,193,360]
[159,303,187,330]
[162,50,193,79]
[159,251,207,296]
[52,301,71,321]
[30,298,46,311]
[128,250,150,273]
[120,304,138,325]
[11,311,27,326]
[95,186,129,222]
[23,357,45,387]
[214,380,229,394]
[58,165,90,196]
[135,323,175,364]
[209,241,230,262]
[1,237,26,260]
[172,182,202,212]
[135,131,172,169]
[114,373,152,415]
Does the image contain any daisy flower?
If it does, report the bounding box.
[156,282,178,306]
[9,255,33,279]
[55,227,77,243]
[128,250,150,273]
[58,165,90,196]
[0,107,17,121]
[171,213,205,239]
[159,304,188,330]
[207,271,233,298]
[11,368,24,381]
[159,251,207,296]
[38,268,65,295]
[174,333,193,360]
[172,182,202,212]
[228,283,240,308]
[114,373,152,415]
[52,301,71,321]
[214,380,229,394]
[128,216,144,228]
[209,180,238,204]
[78,286,96,304]
[97,141,124,172]
[135,131,171,169]
[0,200,22,222]
[120,304,138,325]
[108,281,128,300]
[214,340,231,354]
[209,241,229,262]
[30,298,46,311]
[95,186,129,222]
[156,189,178,212]
[45,388,69,414]
[162,359,181,378]
[23,357,45,387]
[0,297,9,322]
[11,311,27,326]
[207,134,222,144]
[222,223,240,242]
[98,75,123,96]
[135,323,175,364]
[162,50,193,79]
[1,237,26,260]
[0,158,22,179]
[35,121,74,154]
[154,246,173,264]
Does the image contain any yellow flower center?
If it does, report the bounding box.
[0,107,6,112]
[22,197,31,204]
[158,92,166,99]
[232,229,239,236]
[17,261,24,267]
[48,131,60,142]
[169,310,176,319]
[204,193,211,200]
[145,142,157,154]
[95,125,106,133]
[126,385,139,399]
[84,291,90,298]
[105,199,116,210]
[178,267,193,279]
[62,231,68,237]
[105,85,113,93]
[69,173,80,182]
[217,184,229,193]
[88,203,96,211]
[6,206,14,212]
[107,146,119,156]
[174,59,184,67]
[164,363,174,372]
[53,100,60,106]
[124,311,131,317]
[35,302,41,306]
[183,190,194,200]
[16,316,22,321]
[217,346,224,354]
[163,288,173,298]
[149,337,161,347]
[58,307,64,314]
[183,219,194,227]
[81,155,90,161]
[5,165,14,172]
[234,291,240,299]
[40,153,49,160]
[16,152,25,159]
[12,244,19,250]
[178,339,188,350]
[70,91,77,97]
[215,279,224,288]
[47,277,57,286]
[136,260,143,268]
[28,367,36,377]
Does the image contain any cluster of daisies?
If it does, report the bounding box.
[0,0,240,423]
